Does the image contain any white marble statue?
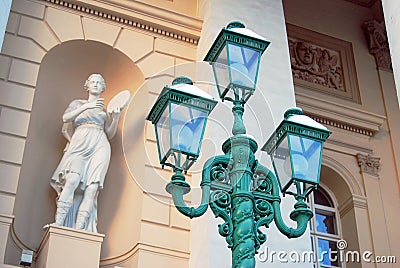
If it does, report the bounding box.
[50,73,130,232]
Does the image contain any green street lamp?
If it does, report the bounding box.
[146,22,331,268]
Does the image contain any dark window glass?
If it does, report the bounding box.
[315,211,336,234]
[314,187,333,207]
[317,238,339,266]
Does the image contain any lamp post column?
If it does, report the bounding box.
[224,102,258,268]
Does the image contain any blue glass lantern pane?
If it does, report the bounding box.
[270,136,292,190]
[212,46,230,96]
[156,107,171,162]
[227,43,260,89]
[288,135,322,183]
[170,103,207,155]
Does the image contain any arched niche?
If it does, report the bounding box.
[6,40,147,265]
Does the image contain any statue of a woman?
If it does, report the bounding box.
[50,74,121,232]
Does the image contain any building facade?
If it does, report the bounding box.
[0,0,399,267]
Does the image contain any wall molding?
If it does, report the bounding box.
[308,114,373,136]
[297,92,385,137]
[339,195,368,217]
[99,242,189,266]
[39,0,201,45]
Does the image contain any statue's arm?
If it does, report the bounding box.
[105,107,121,140]
[62,99,104,123]
[62,100,86,123]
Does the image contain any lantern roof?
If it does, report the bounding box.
[146,76,217,124]
[169,76,215,100]
[284,108,329,131]
[227,22,268,41]
[204,21,270,63]
[262,108,331,154]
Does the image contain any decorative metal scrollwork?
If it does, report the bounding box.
[210,190,234,248]
[252,172,273,194]
[253,199,274,251]
[211,164,230,185]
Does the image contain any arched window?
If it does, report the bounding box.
[309,186,342,267]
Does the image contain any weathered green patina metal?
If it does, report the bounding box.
[161,100,321,268]
[146,22,330,268]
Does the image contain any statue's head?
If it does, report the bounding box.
[84,73,106,93]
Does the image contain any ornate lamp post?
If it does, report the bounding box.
[147,22,331,268]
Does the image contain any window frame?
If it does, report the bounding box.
[309,184,344,268]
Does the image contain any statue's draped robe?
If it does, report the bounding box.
[51,100,111,232]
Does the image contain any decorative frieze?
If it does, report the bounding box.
[356,153,381,177]
[287,24,361,103]
[289,39,344,91]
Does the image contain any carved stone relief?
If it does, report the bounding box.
[356,153,381,177]
[362,20,392,70]
[287,24,361,103]
[289,39,344,91]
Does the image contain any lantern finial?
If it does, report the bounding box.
[284,107,304,118]
[172,76,193,86]
[226,21,245,29]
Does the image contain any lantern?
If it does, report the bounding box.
[147,76,217,171]
[204,21,270,102]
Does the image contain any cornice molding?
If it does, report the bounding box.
[40,0,201,45]
[308,114,373,137]
[297,92,385,137]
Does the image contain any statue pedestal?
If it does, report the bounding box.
[36,224,104,268]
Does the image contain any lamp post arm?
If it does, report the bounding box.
[170,184,211,219]
[253,163,313,239]
[272,199,313,239]
[166,171,211,219]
